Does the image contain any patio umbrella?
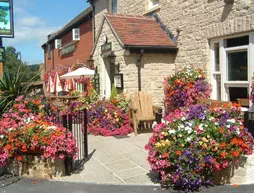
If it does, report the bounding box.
[47,74,54,93]
[60,67,95,79]
[54,72,63,93]
[64,67,74,91]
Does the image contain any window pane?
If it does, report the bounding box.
[227,51,247,81]
[214,74,221,100]
[112,0,117,13]
[226,36,249,47]
[228,87,248,102]
[214,42,220,71]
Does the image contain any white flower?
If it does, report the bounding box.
[199,124,203,131]
[214,122,218,126]
[8,128,13,131]
[0,135,4,139]
[236,129,240,135]
[227,125,230,128]
[48,126,57,130]
[178,125,184,130]
[186,136,192,142]
[168,130,176,134]
[227,119,235,123]
[181,117,186,121]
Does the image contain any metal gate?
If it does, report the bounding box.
[53,109,88,173]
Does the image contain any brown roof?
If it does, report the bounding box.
[105,14,176,48]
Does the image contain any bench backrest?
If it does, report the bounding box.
[130,92,154,119]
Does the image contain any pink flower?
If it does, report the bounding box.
[222,160,228,169]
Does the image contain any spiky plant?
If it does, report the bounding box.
[0,70,37,114]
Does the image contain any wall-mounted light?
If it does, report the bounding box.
[87,55,94,69]
[108,51,116,65]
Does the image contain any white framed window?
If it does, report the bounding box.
[149,0,159,9]
[210,33,254,106]
[72,28,80,41]
[55,39,62,49]
[109,0,117,13]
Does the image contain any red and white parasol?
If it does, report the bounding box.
[47,74,55,93]
[54,72,63,93]
[64,67,74,91]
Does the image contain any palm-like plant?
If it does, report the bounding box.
[0,70,37,114]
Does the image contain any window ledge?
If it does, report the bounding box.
[143,5,161,16]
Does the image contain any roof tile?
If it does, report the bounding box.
[105,14,176,48]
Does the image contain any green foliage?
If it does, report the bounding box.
[77,88,99,109]
[110,84,118,100]
[110,93,130,113]
[4,46,41,82]
[0,70,37,114]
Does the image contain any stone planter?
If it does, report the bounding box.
[6,154,65,179]
[159,154,254,186]
[214,154,254,185]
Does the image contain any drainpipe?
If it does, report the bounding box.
[136,49,144,91]
[89,2,96,43]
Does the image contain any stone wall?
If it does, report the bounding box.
[116,0,254,73]
[93,17,175,106]
[93,0,109,38]
[7,155,65,179]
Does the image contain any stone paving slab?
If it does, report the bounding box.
[61,133,155,185]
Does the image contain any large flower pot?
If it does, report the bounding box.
[7,154,65,179]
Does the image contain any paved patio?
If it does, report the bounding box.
[60,133,158,185]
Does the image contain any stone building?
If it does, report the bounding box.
[88,0,254,107]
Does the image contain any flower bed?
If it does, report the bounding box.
[87,99,132,136]
[0,95,77,176]
[58,91,133,137]
[164,66,211,108]
[145,105,254,192]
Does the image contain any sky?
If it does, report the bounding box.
[3,0,90,64]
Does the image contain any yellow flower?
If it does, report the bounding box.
[116,118,119,122]
[199,141,203,146]
[202,137,208,143]
[164,139,170,146]
[105,109,108,113]
[161,131,168,137]
[181,144,185,147]
[155,142,162,148]
[178,134,182,138]
[207,135,210,139]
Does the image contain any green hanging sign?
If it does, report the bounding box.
[0,46,5,62]
[93,73,100,94]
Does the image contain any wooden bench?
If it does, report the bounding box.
[130,92,162,136]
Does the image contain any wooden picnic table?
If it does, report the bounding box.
[48,95,79,106]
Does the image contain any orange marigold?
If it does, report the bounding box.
[219,142,226,149]
[175,150,182,155]
[231,138,238,145]
[233,151,240,157]
[220,152,227,158]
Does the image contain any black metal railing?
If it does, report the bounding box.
[53,109,88,174]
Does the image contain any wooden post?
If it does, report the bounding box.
[0,38,3,79]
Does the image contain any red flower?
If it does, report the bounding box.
[17,155,23,161]
[231,138,238,145]
[233,151,240,157]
